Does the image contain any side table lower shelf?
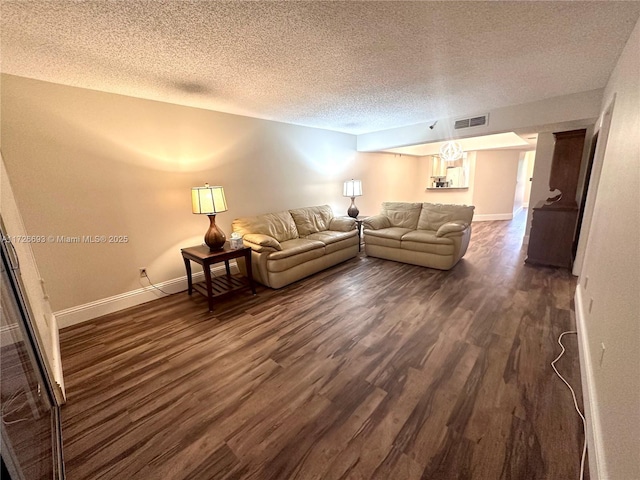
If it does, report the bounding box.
[191,274,249,299]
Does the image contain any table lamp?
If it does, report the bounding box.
[343,179,362,218]
[191,184,228,250]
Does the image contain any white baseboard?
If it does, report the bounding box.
[55,262,238,329]
[575,286,605,480]
[472,213,514,222]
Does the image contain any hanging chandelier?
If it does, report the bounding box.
[439,140,464,162]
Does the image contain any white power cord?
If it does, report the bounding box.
[551,331,587,480]
[140,270,171,295]
[2,389,29,426]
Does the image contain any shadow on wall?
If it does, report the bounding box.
[255,119,356,180]
[30,93,253,173]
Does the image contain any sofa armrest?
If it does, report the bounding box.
[243,233,282,252]
[363,215,391,230]
[436,222,469,237]
[329,216,356,232]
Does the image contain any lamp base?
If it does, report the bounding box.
[347,197,359,218]
[204,215,226,250]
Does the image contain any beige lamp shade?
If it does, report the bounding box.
[191,184,228,214]
[343,179,363,197]
[343,179,362,218]
[191,184,228,250]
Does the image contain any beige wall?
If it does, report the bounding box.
[512,152,527,214]
[417,149,525,220]
[471,150,521,218]
[416,152,476,206]
[0,75,416,311]
[522,150,535,208]
[0,154,65,396]
[356,152,420,217]
[575,18,640,480]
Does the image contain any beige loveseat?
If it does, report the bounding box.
[232,205,358,288]
[363,202,475,270]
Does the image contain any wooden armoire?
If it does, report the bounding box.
[526,129,586,268]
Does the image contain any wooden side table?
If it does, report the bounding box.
[181,243,256,312]
[344,216,368,252]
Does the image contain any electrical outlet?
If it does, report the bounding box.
[139,268,147,278]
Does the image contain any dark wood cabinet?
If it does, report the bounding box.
[526,203,579,268]
[526,129,586,268]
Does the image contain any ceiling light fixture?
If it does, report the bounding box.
[439,140,464,162]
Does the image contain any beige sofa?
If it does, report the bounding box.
[363,202,475,270]
[232,205,358,288]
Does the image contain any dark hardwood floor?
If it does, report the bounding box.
[59,212,586,480]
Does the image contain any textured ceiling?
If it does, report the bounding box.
[1,1,639,135]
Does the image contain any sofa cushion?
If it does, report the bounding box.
[362,215,391,230]
[305,229,357,245]
[365,227,412,249]
[365,227,413,241]
[399,231,457,255]
[267,238,325,261]
[328,216,356,232]
[401,239,455,256]
[289,205,334,236]
[232,210,299,242]
[267,239,325,272]
[322,236,359,255]
[417,203,475,231]
[381,202,422,229]
[436,222,469,237]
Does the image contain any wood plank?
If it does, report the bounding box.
[59,211,587,479]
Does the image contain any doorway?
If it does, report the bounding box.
[573,98,615,276]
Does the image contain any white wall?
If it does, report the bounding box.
[574,17,640,480]
[0,75,416,314]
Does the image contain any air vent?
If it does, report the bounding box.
[454,114,489,130]
[469,115,487,127]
